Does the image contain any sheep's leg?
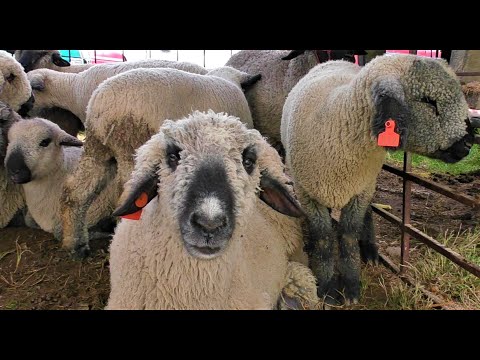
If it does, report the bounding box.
[278,261,319,310]
[337,193,372,304]
[61,142,115,259]
[358,206,379,264]
[298,192,338,304]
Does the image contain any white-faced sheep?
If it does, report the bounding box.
[4,117,114,237]
[26,59,208,124]
[14,50,94,73]
[281,54,479,305]
[225,50,365,154]
[0,102,26,228]
[107,110,318,310]
[60,66,261,258]
[0,50,34,116]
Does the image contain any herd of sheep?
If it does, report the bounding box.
[0,49,477,309]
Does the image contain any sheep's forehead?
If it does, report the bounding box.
[9,119,54,141]
[405,58,463,99]
[162,115,257,155]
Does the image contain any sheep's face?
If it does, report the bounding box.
[4,118,83,184]
[26,70,55,114]
[372,56,475,163]
[113,111,304,260]
[0,51,34,116]
[17,50,70,73]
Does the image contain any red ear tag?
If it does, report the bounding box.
[120,192,149,220]
[120,209,143,220]
[377,119,400,147]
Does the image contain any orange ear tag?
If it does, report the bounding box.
[120,192,149,220]
[377,119,400,147]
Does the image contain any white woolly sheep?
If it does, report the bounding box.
[225,50,364,154]
[60,66,261,258]
[106,110,318,310]
[15,50,94,73]
[0,50,34,116]
[281,54,479,305]
[0,102,26,228]
[26,59,208,124]
[4,117,114,237]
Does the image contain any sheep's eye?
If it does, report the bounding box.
[421,96,439,116]
[6,73,15,83]
[39,138,51,147]
[242,146,257,175]
[166,144,182,171]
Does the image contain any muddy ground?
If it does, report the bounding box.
[0,168,479,310]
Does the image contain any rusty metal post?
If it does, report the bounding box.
[400,152,412,272]
[409,50,418,55]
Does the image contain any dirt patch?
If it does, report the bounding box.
[0,228,110,310]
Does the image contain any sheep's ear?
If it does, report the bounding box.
[259,171,305,218]
[58,134,84,147]
[281,50,306,61]
[371,76,409,149]
[241,74,261,92]
[30,76,45,91]
[51,53,70,67]
[112,174,159,218]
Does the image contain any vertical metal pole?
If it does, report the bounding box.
[176,50,179,61]
[401,151,412,272]
[204,50,206,67]
[94,50,97,63]
[68,49,71,62]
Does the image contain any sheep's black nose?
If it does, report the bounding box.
[18,93,35,117]
[191,212,227,234]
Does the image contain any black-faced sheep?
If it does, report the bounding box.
[14,50,94,73]
[4,117,113,237]
[60,66,261,258]
[225,50,364,154]
[281,54,478,305]
[107,110,318,310]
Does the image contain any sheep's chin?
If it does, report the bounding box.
[184,243,226,260]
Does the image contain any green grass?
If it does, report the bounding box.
[385,144,480,176]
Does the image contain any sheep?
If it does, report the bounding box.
[0,101,26,228]
[281,54,478,305]
[225,50,364,155]
[106,110,319,310]
[60,66,261,258]
[26,59,208,124]
[0,50,34,117]
[4,116,114,238]
[14,50,94,73]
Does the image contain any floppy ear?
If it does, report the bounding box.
[58,133,84,147]
[240,73,261,92]
[281,50,306,61]
[259,170,305,218]
[30,76,45,91]
[112,173,159,218]
[51,52,70,67]
[371,76,409,149]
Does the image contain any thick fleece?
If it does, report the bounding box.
[0,103,25,228]
[282,54,473,303]
[107,111,318,310]
[60,66,257,257]
[0,51,32,113]
[27,59,208,124]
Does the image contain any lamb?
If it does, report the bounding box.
[26,59,208,124]
[281,54,478,305]
[60,66,261,258]
[4,117,114,237]
[0,102,26,228]
[106,110,319,310]
[0,50,34,116]
[225,50,364,154]
[14,50,94,73]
